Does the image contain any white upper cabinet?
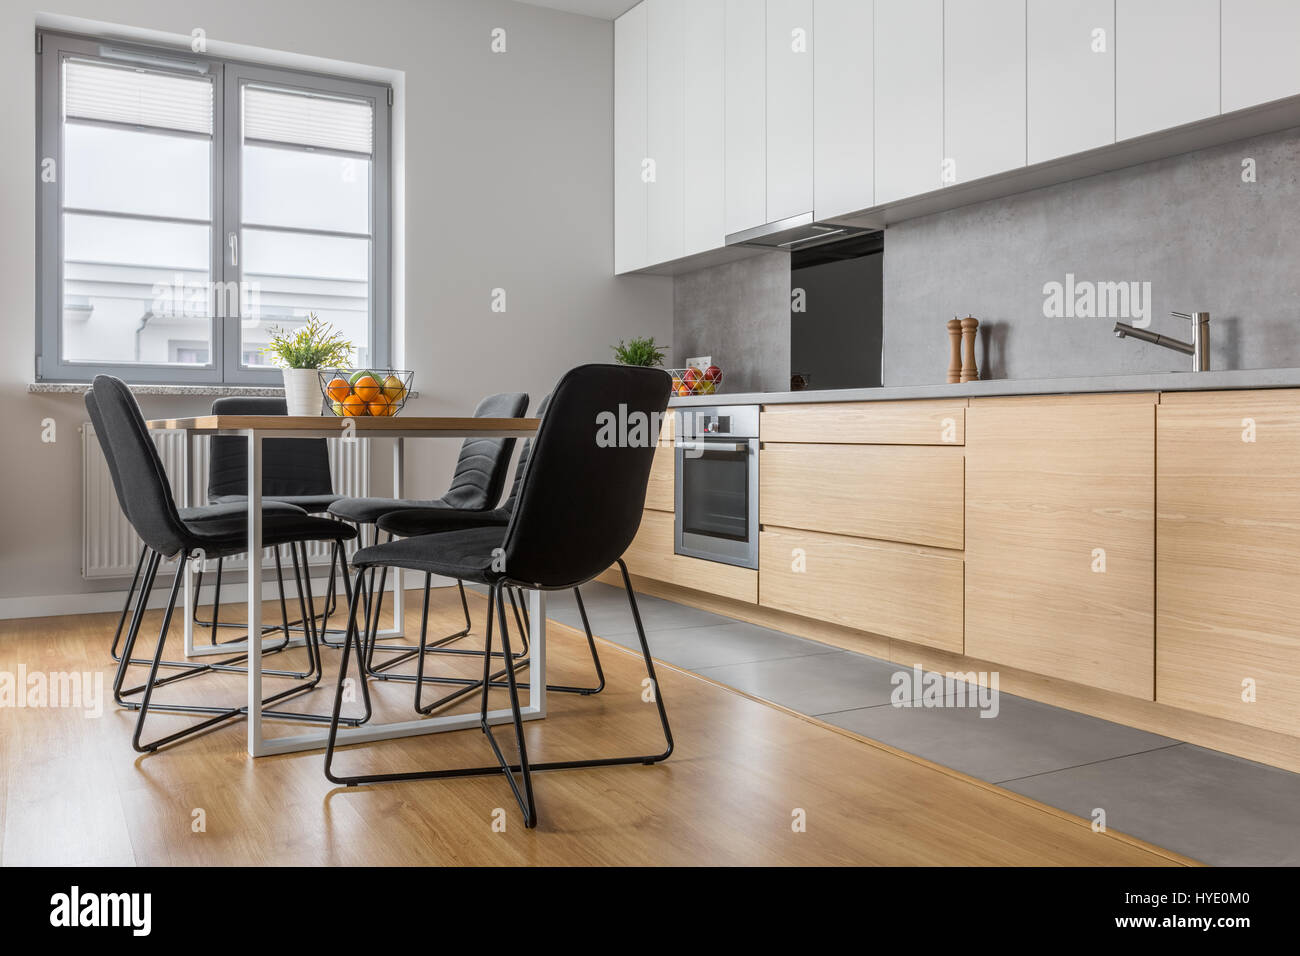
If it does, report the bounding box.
[813,0,873,220]
[683,0,726,256]
[1027,0,1115,164]
[874,0,944,204]
[1222,0,1300,112]
[725,0,768,235]
[766,0,815,222]
[614,3,648,275]
[1116,0,1220,141]
[944,0,1026,184]
[646,0,685,264]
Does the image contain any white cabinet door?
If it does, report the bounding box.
[1222,0,1300,112]
[1028,0,1115,164]
[875,0,944,204]
[1116,0,1220,140]
[766,0,814,222]
[647,0,685,264]
[614,3,648,275]
[725,0,768,234]
[944,0,1026,184]
[813,0,873,220]
[683,0,726,257]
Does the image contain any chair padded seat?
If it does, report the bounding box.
[214,493,343,514]
[180,500,306,522]
[328,496,452,525]
[185,513,357,560]
[352,526,507,584]
[377,506,509,539]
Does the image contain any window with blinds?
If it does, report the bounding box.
[36,32,390,384]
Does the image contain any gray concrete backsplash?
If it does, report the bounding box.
[883,125,1300,386]
[673,125,1300,390]
[673,251,791,393]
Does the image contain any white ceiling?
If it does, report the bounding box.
[511,0,641,20]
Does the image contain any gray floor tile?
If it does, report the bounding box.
[696,651,930,715]
[549,584,731,636]
[1003,744,1300,866]
[623,621,840,670]
[820,693,1177,784]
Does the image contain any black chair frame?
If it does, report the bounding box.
[323,559,671,829]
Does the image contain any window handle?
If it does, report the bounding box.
[228,232,238,267]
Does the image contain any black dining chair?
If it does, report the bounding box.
[90,375,361,752]
[371,393,607,709]
[327,390,529,665]
[323,364,673,828]
[194,396,347,641]
[86,391,313,682]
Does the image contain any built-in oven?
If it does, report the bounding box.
[674,405,759,570]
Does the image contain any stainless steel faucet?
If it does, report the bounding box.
[1113,311,1211,372]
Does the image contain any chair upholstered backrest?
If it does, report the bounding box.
[501,365,670,588]
[91,375,190,558]
[439,391,530,510]
[498,392,551,516]
[84,390,134,526]
[207,396,335,499]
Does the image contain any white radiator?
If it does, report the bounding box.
[82,424,370,579]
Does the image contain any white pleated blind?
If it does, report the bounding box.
[242,85,373,155]
[64,59,213,135]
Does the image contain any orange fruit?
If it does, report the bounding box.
[367,394,392,417]
[326,377,350,403]
[353,375,380,403]
[342,393,368,416]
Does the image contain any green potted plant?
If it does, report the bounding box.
[263,314,355,416]
[611,336,668,367]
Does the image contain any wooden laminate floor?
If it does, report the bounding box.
[0,586,1194,866]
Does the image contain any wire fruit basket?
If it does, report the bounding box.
[319,369,413,417]
[668,366,722,397]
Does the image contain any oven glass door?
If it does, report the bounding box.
[680,443,751,542]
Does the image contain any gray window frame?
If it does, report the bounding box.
[35,30,392,385]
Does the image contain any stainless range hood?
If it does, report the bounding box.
[725,212,874,251]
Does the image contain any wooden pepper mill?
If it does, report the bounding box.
[960,316,979,383]
[946,318,963,384]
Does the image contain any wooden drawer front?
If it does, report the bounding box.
[760,400,966,445]
[1156,400,1300,735]
[964,401,1156,699]
[760,443,964,550]
[644,443,675,512]
[622,509,757,604]
[760,527,964,653]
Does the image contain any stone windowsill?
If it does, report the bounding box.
[28,382,286,397]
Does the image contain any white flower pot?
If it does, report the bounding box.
[282,368,323,416]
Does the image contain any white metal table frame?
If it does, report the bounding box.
[154,417,543,758]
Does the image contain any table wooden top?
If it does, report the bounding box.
[147,414,539,434]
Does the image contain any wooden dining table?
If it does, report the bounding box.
[147,414,540,757]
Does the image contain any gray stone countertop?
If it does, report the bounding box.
[669,367,1300,407]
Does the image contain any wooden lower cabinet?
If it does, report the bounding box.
[1156,393,1300,735]
[644,442,675,513]
[760,443,965,549]
[759,526,964,653]
[964,397,1157,699]
[760,399,967,445]
[621,508,757,603]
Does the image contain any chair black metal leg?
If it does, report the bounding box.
[541,586,605,696]
[110,545,148,662]
[324,574,537,829]
[408,582,526,714]
[318,541,355,648]
[130,556,244,752]
[481,580,537,827]
[490,563,673,775]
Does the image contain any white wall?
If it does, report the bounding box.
[0,0,672,606]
